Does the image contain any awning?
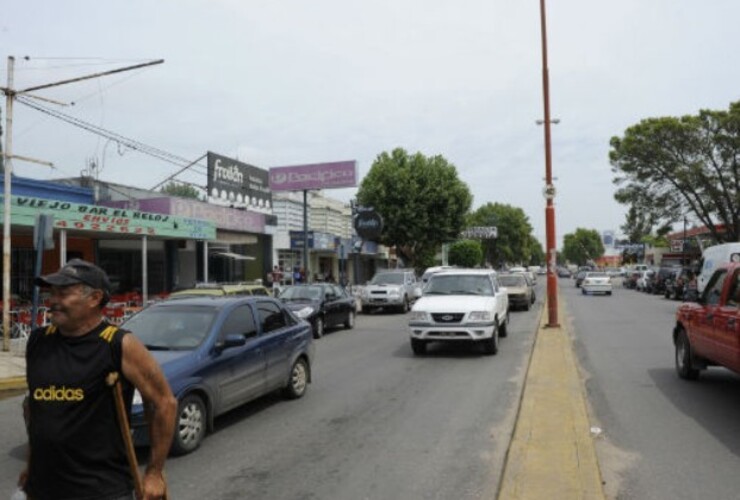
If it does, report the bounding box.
[215,230,259,245]
[213,252,255,261]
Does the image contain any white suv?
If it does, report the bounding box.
[362,269,418,313]
[408,269,509,355]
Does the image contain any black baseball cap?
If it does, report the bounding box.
[36,259,112,301]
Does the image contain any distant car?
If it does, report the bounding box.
[636,270,655,292]
[362,269,418,313]
[170,283,271,299]
[125,296,314,455]
[556,267,572,278]
[574,270,589,288]
[664,267,695,300]
[278,283,356,338]
[421,266,456,285]
[604,267,622,278]
[581,272,612,295]
[408,269,509,355]
[498,273,535,310]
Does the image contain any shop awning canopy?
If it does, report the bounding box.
[213,252,255,261]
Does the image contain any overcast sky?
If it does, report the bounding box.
[2,0,738,247]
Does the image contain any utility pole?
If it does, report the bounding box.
[539,0,559,327]
[2,56,15,352]
[1,57,164,351]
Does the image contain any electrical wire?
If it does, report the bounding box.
[16,95,209,177]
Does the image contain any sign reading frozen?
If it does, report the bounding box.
[269,160,357,191]
[207,152,272,210]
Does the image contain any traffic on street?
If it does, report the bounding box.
[1,281,543,500]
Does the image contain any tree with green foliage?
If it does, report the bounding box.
[448,240,483,268]
[466,203,535,268]
[160,182,202,200]
[562,228,605,266]
[357,148,472,271]
[527,235,545,266]
[610,101,740,242]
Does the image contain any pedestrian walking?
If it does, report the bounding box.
[19,259,177,500]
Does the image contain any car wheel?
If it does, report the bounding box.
[171,394,207,456]
[411,338,427,355]
[344,311,355,329]
[581,288,586,295]
[675,329,700,380]
[499,313,509,338]
[284,358,310,399]
[313,317,324,339]
[606,291,612,296]
[481,322,499,355]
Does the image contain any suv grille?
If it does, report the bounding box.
[432,313,464,323]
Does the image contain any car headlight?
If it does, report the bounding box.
[132,389,143,406]
[294,306,316,319]
[409,311,430,322]
[388,289,401,297]
[468,311,492,321]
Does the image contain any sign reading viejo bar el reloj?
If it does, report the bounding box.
[0,195,215,240]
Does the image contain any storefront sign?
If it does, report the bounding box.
[288,231,338,251]
[269,160,357,191]
[207,152,272,209]
[103,197,267,234]
[290,230,314,249]
[1,195,216,240]
[354,206,383,240]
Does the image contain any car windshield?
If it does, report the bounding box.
[499,275,527,287]
[280,286,323,300]
[586,272,607,277]
[124,306,216,350]
[369,273,405,285]
[425,275,493,296]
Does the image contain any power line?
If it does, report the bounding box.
[16,96,209,178]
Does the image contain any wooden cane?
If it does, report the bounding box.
[106,372,145,499]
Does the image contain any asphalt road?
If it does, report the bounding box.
[0,287,543,499]
[564,278,740,499]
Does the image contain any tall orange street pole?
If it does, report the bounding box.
[539,0,559,327]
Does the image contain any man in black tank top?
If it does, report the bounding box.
[19,259,177,500]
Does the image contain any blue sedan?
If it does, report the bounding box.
[123,296,314,455]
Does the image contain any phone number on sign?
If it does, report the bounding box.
[54,220,156,235]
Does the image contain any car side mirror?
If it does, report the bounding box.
[217,334,247,351]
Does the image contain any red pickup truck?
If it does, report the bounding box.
[673,262,740,380]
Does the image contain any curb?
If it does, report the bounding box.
[0,377,27,392]
[497,290,605,499]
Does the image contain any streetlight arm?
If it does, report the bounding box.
[18,59,164,94]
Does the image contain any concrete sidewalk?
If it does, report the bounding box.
[0,345,26,391]
[498,293,605,499]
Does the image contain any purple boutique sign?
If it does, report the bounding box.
[269,160,357,191]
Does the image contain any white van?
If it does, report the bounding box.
[697,242,740,292]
